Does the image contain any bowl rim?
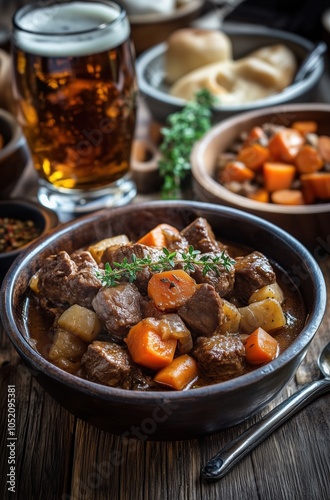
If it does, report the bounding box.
[191,102,330,214]
[136,23,324,112]
[0,199,59,258]
[1,200,326,402]
[129,0,205,24]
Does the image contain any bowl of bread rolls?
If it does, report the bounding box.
[136,23,324,123]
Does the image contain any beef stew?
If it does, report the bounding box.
[26,217,306,391]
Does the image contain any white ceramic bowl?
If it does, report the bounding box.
[191,103,330,251]
[136,23,325,124]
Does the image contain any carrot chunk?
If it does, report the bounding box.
[300,172,330,200]
[125,319,177,370]
[243,126,267,146]
[247,188,269,203]
[263,162,296,192]
[295,145,323,174]
[154,354,198,390]
[148,269,198,311]
[137,223,179,247]
[219,161,255,183]
[317,135,330,163]
[271,189,305,205]
[291,121,317,135]
[244,327,278,366]
[237,143,270,170]
[268,128,304,163]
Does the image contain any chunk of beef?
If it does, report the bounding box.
[81,341,151,390]
[141,297,166,320]
[67,251,102,308]
[92,283,142,339]
[193,334,246,382]
[190,251,235,298]
[181,217,221,253]
[71,250,97,267]
[102,243,163,294]
[36,251,75,306]
[162,226,189,253]
[178,284,223,337]
[36,250,102,308]
[233,251,276,305]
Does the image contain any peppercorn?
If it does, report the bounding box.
[0,217,41,253]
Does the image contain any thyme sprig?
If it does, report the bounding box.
[96,245,236,287]
[158,89,215,199]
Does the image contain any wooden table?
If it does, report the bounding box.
[1,48,330,500]
[1,265,330,500]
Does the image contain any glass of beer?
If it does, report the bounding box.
[12,0,137,214]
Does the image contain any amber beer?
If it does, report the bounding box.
[12,0,137,212]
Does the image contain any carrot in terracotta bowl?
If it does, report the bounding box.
[191,103,330,250]
[215,119,330,206]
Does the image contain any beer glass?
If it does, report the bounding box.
[12,0,137,213]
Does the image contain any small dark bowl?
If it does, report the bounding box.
[0,109,30,198]
[0,201,326,440]
[0,199,58,282]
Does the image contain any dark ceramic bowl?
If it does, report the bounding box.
[0,109,30,198]
[0,201,326,440]
[0,199,58,282]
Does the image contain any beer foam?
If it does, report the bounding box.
[14,1,130,57]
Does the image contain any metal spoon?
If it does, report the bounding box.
[293,41,327,84]
[202,341,330,481]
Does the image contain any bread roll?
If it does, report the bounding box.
[169,44,297,105]
[165,28,232,83]
[170,60,236,101]
[248,44,297,89]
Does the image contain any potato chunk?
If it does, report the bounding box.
[58,304,102,342]
[219,300,241,334]
[88,235,129,263]
[249,282,284,304]
[53,357,81,374]
[49,328,87,362]
[29,273,39,293]
[239,298,285,334]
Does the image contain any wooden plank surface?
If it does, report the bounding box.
[1,260,329,500]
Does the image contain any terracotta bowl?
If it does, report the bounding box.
[0,201,326,440]
[0,199,58,282]
[0,109,30,199]
[191,103,330,251]
[136,23,324,124]
[129,0,205,55]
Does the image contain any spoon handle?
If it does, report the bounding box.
[294,41,327,83]
[202,378,330,481]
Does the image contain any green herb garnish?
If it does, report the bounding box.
[158,89,215,199]
[96,245,235,287]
